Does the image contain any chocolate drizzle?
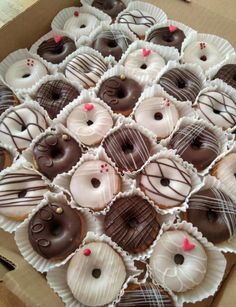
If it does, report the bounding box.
[0,82,18,115]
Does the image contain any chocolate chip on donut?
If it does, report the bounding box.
[213,64,236,90]
[92,0,126,18]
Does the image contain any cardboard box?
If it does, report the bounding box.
[0,0,236,306]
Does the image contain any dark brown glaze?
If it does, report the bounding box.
[91,30,132,61]
[97,76,142,116]
[213,64,236,90]
[104,196,160,253]
[92,0,126,18]
[28,200,85,260]
[33,133,82,180]
[187,188,236,244]
[0,82,18,115]
[168,123,220,171]
[37,36,76,64]
[146,26,186,52]
[117,282,174,307]
[35,80,80,119]
[102,127,151,172]
[0,147,13,171]
[159,68,202,102]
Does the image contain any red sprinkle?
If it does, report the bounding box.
[84,103,94,111]
[169,25,177,33]
[74,11,79,17]
[83,249,91,256]
[54,35,62,44]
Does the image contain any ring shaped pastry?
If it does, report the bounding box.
[0,82,19,115]
[5,58,48,90]
[92,0,126,19]
[213,64,236,90]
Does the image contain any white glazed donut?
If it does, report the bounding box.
[70,160,121,210]
[140,158,192,208]
[5,58,48,90]
[124,49,165,83]
[63,13,99,40]
[134,97,179,140]
[196,90,236,129]
[149,230,207,292]
[65,53,108,88]
[183,41,224,71]
[0,107,48,152]
[66,102,113,146]
[0,167,49,221]
[67,241,127,306]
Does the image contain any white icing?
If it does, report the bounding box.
[149,230,207,293]
[183,41,224,72]
[70,160,120,210]
[66,103,113,146]
[216,153,236,195]
[67,241,126,306]
[124,49,165,83]
[5,58,48,90]
[134,97,179,139]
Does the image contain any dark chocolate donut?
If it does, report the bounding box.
[146,26,186,52]
[0,82,18,115]
[35,80,80,119]
[28,200,85,259]
[92,0,126,18]
[33,133,82,179]
[117,282,174,307]
[91,30,132,61]
[168,123,220,171]
[0,146,13,171]
[37,36,76,64]
[102,127,151,172]
[187,188,236,244]
[97,76,142,116]
[104,196,160,253]
[159,68,202,102]
[213,64,236,90]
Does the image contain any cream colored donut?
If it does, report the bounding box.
[124,49,165,82]
[134,97,179,140]
[0,167,49,221]
[196,90,236,129]
[183,41,224,71]
[149,230,207,292]
[70,160,121,210]
[67,241,127,306]
[63,13,99,40]
[66,102,113,146]
[5,58,48,90]
[0,107,48,152]
[140,158,192,208]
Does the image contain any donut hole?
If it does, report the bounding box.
[154,112,163,120]
[108,40,118,48]
[22,73,30,78]
[140,63,147,70]
[213,108,221,114]
[53,46,63,54]
[127,217,139,229]
[80,24,86,28]
[160,178,170,186]
[122,142,134,154]
[174,254,184,265]
[200,55,207,61]
[50,223,62,236]
[207,209,218,223]
[50,148,64,159]
[87,120,93,126]
[92,268,101,279]
[117,88,126,99]
[191,139,202,150]
[91,178,101,188]
[163,34,174,43]
[52,92,60,100]
[177,80,186,89]
[18,189,27,198]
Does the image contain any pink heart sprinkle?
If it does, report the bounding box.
[84,103,94,111]
[142,48,151,57]
[169,25,177,33]
[74,11,79,17]
[83,249,91,256]
[182,238,195,252]
[53,35,62,44]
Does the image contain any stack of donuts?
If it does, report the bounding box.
[0,0,236,306]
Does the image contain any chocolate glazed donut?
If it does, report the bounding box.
[92,0,126,18]
[33,133,82,180]
[97,76,142,116]
[159,68,202,102]
[168,123,220,171]
[0,82,19,115]
[213,64,236,90]
[28,201,85,260]
[187,188,236,243]
[104,196,160,253]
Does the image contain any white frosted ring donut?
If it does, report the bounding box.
[124,49,165,82]
[67,241,126,306]
[183,41,224,71]
[149,230,207,292]
[134,97,179,140]
[5,58,48,90]
[0,107,48,151]
[66,102,113,146]
[70,160,121,211]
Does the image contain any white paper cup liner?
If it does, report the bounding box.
[115,1,167,38]
[207,53,236,82]
[51,5,112,42]
[46,232,141,307]
[148,220,226,305]
[15,192,99,273]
